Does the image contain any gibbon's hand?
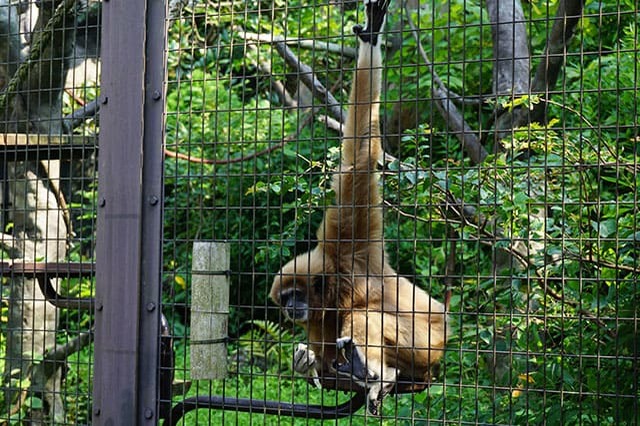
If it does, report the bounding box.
[333,337,378,385]
[334,337,393,416]
[293,343,322,389]
[352,0,389,45]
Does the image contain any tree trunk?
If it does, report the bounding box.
[0,0,76,421]
[3,162,68,422]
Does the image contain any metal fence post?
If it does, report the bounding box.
[93,0,167,424]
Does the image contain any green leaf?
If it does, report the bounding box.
[591,219,617,238]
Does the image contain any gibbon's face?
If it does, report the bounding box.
[270,247,333,324]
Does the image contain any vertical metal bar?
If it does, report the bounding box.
[93,0,166,423]
[93,0,145,422]
[138,0,168,423]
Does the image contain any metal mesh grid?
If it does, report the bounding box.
[0,0,100,423]
[162,0,638,424]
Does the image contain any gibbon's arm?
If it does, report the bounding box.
[319,0,387,267]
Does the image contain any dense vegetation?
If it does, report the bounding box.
[162,0,639,424]
[2,0,635,424]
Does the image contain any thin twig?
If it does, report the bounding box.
[540,98,638,175]
[384,194,566,303]
[563,252,640,275]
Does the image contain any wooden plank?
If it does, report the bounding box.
[0,134,96,160]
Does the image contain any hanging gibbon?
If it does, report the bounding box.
[270,0,448,414]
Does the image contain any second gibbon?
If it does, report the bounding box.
[270,0,448,414]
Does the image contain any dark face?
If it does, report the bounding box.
[272,274,328,324]
[278,287,309,322]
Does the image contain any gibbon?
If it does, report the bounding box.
[270,0,448,414]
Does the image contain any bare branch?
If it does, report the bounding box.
[532,0,585,94]
[317,114,344,134]
[529,0,585,125]
[244,43,298,109]
[272,41,346,123]
[237,30,347,123]
[239,31,357,58]
[404,11,488,164]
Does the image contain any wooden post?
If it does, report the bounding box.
[190,242,230,380]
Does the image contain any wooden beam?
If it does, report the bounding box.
[0,134,96,160]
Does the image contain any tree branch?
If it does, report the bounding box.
[532,0,585,95]
[236,30,346,123]
[486,0,532,144]
[404,11,488,164]
[563,252,640,275]
[239,31,357,58]
[245,43,298,109]
[0,0,78,121]
[490,0,585,143]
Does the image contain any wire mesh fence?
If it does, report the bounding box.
[0,0,100,423]
[163,0,638,424]
[0,0,638,424]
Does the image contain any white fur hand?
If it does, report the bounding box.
[293,343,322,389]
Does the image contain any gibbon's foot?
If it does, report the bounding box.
[352,0,389,45]
[365,371,396,415]
[334,337,378,387]
[366,387,386,416]
[293,343,322,389]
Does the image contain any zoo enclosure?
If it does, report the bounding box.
[1,0,639,425]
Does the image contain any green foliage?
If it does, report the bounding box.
[164,0,639,424]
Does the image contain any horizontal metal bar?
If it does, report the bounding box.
[1,262,95,309]
[167,392,366,425]
[10,262,95,276]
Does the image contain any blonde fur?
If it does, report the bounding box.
[270,0,447,411]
